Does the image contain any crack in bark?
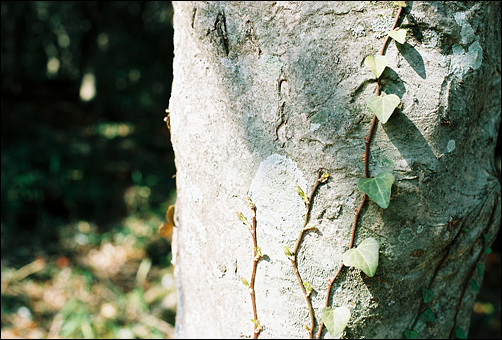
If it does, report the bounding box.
[191,7,197,29]
[274,101,287,147]
[206,11,229,56]
[215,12,229,56]
[245,20,262,56]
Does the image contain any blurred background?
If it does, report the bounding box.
[0,1,499,339]
[1,2,176,338]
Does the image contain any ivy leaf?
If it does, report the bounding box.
[422,287,434,304]
[420,308,435,322]
[321,306,351,338]
[485,246,492,255]
[404,329,418,339]
[358,172,395,209]
[389,28,407,44]
[470,279,479,292]
[343,237,379,277]
[240,277,249,287]
[251,319,261,330]
[237,212,251,229]
[366,93,401,124]
[455,327,467,339]
[476,263,483,277]
[303,281,313,295]
[295,185,309,204]
[364,55,389,78]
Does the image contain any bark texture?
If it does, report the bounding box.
[169,1,501,338]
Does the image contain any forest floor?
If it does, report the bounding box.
[1,213,176,339]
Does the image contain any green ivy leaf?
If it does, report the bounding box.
[343,237,379,277]
[251,319,261,330]
[404,329,418,339]
[389,28,407,44]
[422,287,434,304]
[470,279,479,292]
[420,308,435,322]
[485,246,492,255]
[237,212,251,228]
[295,185,309,204]
[303,281,313,295]
[366,93,401,124]
[476,263,483,277]
[455,327,467,339]
[358,171,395,209]
[364,55,389,78]
[321,306,351,338]
[240,277,249,287]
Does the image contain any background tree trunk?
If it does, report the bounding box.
[169,1,500,338]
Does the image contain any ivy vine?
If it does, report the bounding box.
[318,2,406,338]
[218,1,497,339]
[237,196,263,338]
[235,1,407,338]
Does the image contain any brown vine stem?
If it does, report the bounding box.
[288,257,315,338]
[293,169,324,255]
[290,169,327,339]
[249,199,262,338]
[317,3,406,339]
[240,197,262,338]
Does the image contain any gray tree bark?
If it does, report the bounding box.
[169,1,501,338]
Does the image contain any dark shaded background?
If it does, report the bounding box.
[2,2,176,338]
[1,1,500,338]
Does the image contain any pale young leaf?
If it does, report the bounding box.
[322,306,351,338]
[364,55,389,78]
[389,28,407,44]
[366,93,401,124]
[343,237,379,277]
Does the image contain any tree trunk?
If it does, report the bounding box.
[169,1,501,338]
